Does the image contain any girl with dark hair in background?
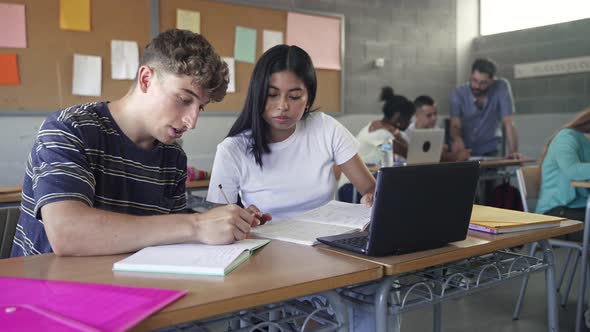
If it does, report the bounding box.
[356,86,416,164]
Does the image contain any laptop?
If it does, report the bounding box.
[317,161,480,256]
[406,128,445,165]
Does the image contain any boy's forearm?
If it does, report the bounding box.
[42,201,195,256]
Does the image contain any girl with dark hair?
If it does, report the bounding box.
[356,86,416,164]
[206,45,376,220]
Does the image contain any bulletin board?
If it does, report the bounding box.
[159,0,343,113]
[0,0,150,111]
[0,0,342,113]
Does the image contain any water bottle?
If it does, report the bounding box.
[380,139,394,167]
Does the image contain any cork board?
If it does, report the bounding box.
[159,0,342,113]
[0,0,151,111]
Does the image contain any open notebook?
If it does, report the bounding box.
[469,205,566,234]
[251,200,371,246]
[113,238,270,276]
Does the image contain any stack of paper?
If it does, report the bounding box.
[469,205,565,234]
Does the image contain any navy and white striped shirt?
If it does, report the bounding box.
[11,102,187,256]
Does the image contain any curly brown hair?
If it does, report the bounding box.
[140,29,229,102]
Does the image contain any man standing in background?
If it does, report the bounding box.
[450,58,521,158]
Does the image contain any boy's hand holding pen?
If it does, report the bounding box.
[218,184,271,226]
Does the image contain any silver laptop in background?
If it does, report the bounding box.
[406,128,445,165]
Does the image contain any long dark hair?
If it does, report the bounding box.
[227,45,317,167]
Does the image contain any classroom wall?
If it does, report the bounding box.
[224,0,458,115]
[455,0,479,85]
[0,0,460,186]
[5,1,581,186]
[472,18,590,115]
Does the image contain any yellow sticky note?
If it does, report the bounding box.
[176,9,200,34]
[60,0,91,32]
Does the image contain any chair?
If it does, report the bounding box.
[0,206,20,259]
[513,165,585,319]
[515,165,541,213]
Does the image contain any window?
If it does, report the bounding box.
[480,0,590,35]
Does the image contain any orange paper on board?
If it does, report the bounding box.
[0,54,20,85]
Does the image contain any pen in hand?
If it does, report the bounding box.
[218,184,267,226]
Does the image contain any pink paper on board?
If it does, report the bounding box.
[286,12,341,70]
[0,277,186,332]
[0,3,27,48]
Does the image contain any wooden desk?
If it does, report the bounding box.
[0,192,21,206]
[186,180,210,189]
[570,181,590,188]
[569,181,590,332]
[0,185,22,194]
[320,220,581,275]
[320,220,582,332]
[0,240,382,330]
[0,182,209,207]
[477,157,535,168]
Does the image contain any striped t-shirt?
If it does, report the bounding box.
[11,102,187,256]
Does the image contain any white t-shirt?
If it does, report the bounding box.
[356,124,393,165]
[404,122,415,141]
[206,112,358,220]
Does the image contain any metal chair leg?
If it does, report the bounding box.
[513,242,539,320]
[562,251,581,307]
[557,248,575,293]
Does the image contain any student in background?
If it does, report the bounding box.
[410,95,471,161]
[536,109,590,222]
[206,45,375,220]
[450,58,521,158]
[356,86,415,164]
[11,29,257,257]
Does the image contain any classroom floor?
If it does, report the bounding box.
[401,246,585,331]
[164,247,587,332]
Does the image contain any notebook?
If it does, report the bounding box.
[469,205,565,234]
[113,238,270,276]
[0,277,186,332]
[251,200,371,246]
[406,128,445,165]
[317,161,480,256]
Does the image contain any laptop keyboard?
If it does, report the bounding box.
[331,235,368,249]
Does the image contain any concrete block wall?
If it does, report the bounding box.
[226,0,458,114]
[473,18,590,115]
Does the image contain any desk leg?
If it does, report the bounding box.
[375,276,396,332]
[575,199,590,332]
[433,303,442,332]
[539,239,559,332]
[318,291,349,332]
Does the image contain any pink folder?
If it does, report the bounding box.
[0,277,186,332]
